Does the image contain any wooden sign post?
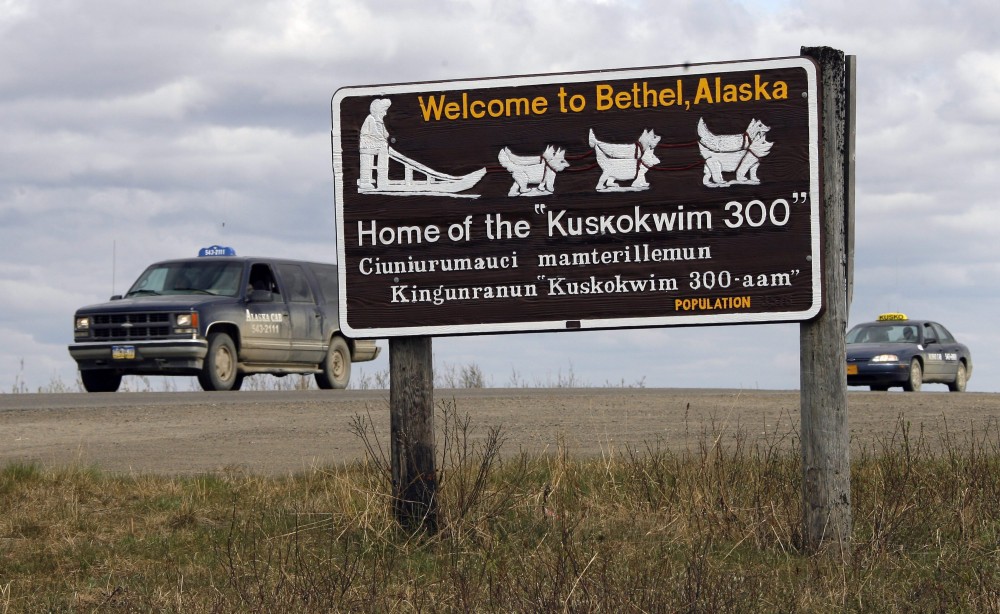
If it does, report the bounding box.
[388,336,437,533]
[799,46,852,551]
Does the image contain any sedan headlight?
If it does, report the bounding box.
[870,354,899,363]
[75,316,90,330]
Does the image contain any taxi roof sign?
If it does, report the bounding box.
[198,245,236,257]
[877,312,908,321]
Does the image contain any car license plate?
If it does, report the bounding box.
[112,345,136,360]
[846,364,858,375]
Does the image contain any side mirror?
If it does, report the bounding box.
[110,294,123,300]
[924,337,938,345]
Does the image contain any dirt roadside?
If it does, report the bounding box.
[1,389,997,475]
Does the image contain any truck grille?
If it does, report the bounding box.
[91,313,172,340]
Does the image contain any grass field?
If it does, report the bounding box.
[2,403,999,612]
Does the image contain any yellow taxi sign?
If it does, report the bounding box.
[877,312,908,321]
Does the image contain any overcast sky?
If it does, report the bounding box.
[2,0,998,393]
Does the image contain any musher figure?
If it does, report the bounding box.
[358,98,391,190]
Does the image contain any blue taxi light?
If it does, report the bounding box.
[198,245,236,257]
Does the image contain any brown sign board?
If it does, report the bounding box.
[331,57,821,337]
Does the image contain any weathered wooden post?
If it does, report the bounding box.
[799,46,853,551]
[389,336,437,533]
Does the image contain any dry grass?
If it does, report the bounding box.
[2,404,1000,612]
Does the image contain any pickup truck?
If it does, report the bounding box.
[68,247,380,392]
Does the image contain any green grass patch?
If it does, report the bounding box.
[2,409,1000,612]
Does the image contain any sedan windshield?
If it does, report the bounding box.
[846,324,919,344]
[126,261,244,297]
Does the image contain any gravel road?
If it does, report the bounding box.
[1,389,998,475]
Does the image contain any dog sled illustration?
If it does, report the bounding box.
[356,98,486,197]
[361,147,487,196]
[497,145,570,196]
[352,98,777,198]
[697,118,773,187]
[588,129,661,192]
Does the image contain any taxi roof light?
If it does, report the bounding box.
[199,245,236,257]
[877,312,908,321]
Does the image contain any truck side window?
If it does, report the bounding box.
[276,264,315,304]
[248,264,280,298]
[311,264,339,303]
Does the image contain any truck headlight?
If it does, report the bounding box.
[174,312,199,334]
[75,316,90,330]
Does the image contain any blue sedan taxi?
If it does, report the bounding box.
[846,313,972,392]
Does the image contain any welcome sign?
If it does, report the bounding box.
[331,57,821,337]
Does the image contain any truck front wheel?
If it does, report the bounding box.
[198,332,243,391]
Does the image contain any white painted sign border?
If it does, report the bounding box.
[331,56,820,338]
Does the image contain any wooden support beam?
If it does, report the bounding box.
[799,46,852,552]
[389,336,438,533]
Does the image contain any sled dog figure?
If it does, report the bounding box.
[697,118,773,187]
[588,129,661,192]
[497,145,570,196]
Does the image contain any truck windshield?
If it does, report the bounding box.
[126,261,244,297]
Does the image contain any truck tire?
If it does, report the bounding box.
[198,332,243,391]
[81,370,122,393]
[315,336,351,389]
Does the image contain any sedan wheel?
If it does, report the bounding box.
[948,363,967,393]
[903,359,922,392]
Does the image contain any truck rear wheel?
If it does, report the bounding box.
[81,370,122,393]
[316,336,351,389]
[198,332,243,391]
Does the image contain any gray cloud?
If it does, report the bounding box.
[2,0,998,392]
